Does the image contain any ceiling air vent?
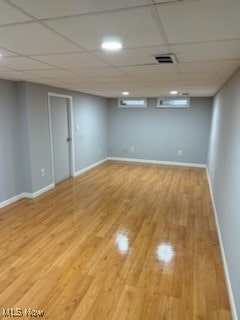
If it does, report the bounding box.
[154,54,177,64]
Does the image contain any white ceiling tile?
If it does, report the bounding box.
[183,80,225,87]
[32,52,110,69]
[154,0,180,3]
[180,72,233,81]
[187,89,217,97]
[134,73,182,81]
[158,0,240,44]
[0,56,55,70]
[184,85,219,97]
[98,75,138,83]
[178,60,240,74]
[119,64,179,76]
[172,40,240,63]
[0,22,81,55]
[94,46,169,66]
[0,69,42,80]
[0,0,32,25]
[61,79,114,89]
[125,90,159,97]
[141,81,184,88]
[33,78,66,85]
[71,67,125,77]
[0,66,12,71]
[74,89,112,97]
[0,0,238,97]
[155,0,201,2]
[10,0,148,19]
[27,69,76,79]
[46,7,164,50]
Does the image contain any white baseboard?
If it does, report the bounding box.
[108,157,206,168]
[0,158,108,209]
[0,183,55,209]
[23,183,55,199]
[206,168,238,320]
[73,158,108,177]
[0,194,24,209]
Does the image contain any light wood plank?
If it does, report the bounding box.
[0,161,232,319]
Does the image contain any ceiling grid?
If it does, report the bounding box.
[0,0,238,97]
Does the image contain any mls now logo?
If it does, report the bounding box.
[2,307,44,317]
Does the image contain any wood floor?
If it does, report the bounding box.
[0,161,231,319]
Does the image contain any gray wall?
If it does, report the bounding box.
[108,98,212,164]
[0,80,18,201]
[24,82,108,192]
[73,93,108,170]
[208,68,240,319]
[0,80,108,201]
[16,82,32,194]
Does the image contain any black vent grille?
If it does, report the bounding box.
[154,54,177,64]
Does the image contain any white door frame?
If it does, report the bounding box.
[48,92,75,184]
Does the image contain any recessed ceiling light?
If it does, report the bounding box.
[122,91,129,96]
[170,90,178,95]
[101,40,122,51]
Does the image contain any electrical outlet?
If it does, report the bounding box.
[178,150,183,156]
[130,147,135,152]
[40,168,46,176]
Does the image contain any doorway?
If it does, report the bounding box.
[48,93,75,184]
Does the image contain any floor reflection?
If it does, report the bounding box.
[116,233,129,254]
[156,243,174,263]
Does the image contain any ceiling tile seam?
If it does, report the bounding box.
[33,0,185,22]
[0,45,21,56]
[148,5,188,90]
[23,71,69,81]
[21,57,87,73]
[27,51,84,57]
[147,1,240,92]
[37,4,157,22]
[178,70,238,75]
[1,1,84,52]
[168,38,240,46]
[0,20,34,28]
[148,6,171,49]
[3,0,124,74]
[1,0,230,97]
[179,59,240,63]
[3,0,195,81]
[0,55,77,71]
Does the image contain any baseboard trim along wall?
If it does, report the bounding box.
[0,158,109,209]
[23,183,55,199]
[0,184,55,209]
[0,194,24,209]
[73,158,108,177]
[206,169,238,320]
[108,157,206,168]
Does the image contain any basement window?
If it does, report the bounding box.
[118,98,146,108]
[157,97,190,108]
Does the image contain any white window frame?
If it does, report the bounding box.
[118,98,147,108]
[157,97,190,109]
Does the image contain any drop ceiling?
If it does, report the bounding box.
[0,0,239,97]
